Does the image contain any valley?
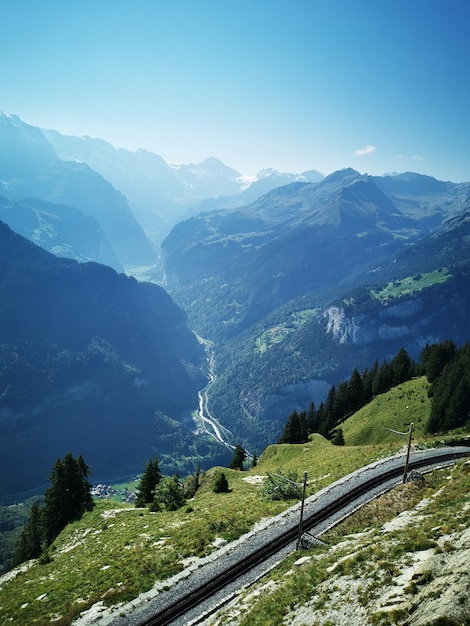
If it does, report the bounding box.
[2,5,469,624]
[193,336,233,449]
[1,113,470,498]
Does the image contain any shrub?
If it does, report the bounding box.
[213,472,229,493]
[152,476,186,511]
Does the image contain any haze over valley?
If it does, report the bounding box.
[1,112,470,499]
[1,0,470,499]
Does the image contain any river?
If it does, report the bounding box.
[193,334,233,450]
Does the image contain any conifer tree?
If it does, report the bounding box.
[331,427,345,446]
[42,453,93,545]
[136,457,162,507]
[372,360,392,396]
[278,410,301,443]
[213,471,229,493]
[13,501,43,565]
[348,368,364,413]
[390,347,414,385]
[229,444,246,470]
[420,340,456,382]
[305,402,316,434]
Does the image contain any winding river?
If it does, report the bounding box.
[193,334,233,449]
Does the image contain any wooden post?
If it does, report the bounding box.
[403,422,414,484]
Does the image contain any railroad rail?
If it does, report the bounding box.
[113,447,469,626]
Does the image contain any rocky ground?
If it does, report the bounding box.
[202,461,470,626]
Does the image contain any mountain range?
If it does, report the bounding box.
[1,113,324,272]
[162,169,470,452]
[42,123,323,248]
[1,112,470,495]
[0,113,156,272]
[0,221,216,498]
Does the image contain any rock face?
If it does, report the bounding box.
[404,527,470,625]
[324,302,423,345]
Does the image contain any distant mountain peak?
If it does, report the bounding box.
[0,111,21,124]
[322,167,362,185]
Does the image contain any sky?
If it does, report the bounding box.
[1,0,470,181]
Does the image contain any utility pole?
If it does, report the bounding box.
[296,471,308,550]
[403,422,414,483]
[272,471,309,550]
[383,422,414,484]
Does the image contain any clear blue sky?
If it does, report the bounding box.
[2,0,469,181]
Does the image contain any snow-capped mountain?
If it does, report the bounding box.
[41,123,324,243]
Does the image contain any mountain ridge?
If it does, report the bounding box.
[41,121,324,247]
[161,170,470,453]
[0,113,157,270]
[0,221,211,496]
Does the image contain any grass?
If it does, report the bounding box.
[0,437,407,626]
[254,308,318,353]
[371,268,451,303]
[340,376,431,446]
[234,460,470,626]
[1,380,468,626]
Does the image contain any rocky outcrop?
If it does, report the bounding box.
[324,294,445,348]
[403,526,470,625]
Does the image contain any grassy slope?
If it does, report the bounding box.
[233,460,470,626]
[341,376,431,446]
[0,377,467,626]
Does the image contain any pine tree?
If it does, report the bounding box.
[316,402,327,437]
[13,501,43,565]
[299,410,308,443]
[136,457,162,507]
[229,444,246,470]
[372,360,392,396]
[348,368,364,414]
[42,453,93,545]
[427,344,470,433]
[363,359,379,403]
[305,402,316,435]
[420,340,456,382]
[278,410,302,443]
[331,427,345,446]
[390,347,414,385]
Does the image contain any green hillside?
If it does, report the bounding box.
[0,379,468,625]
[340,376,431,446]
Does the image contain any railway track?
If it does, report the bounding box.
[113,447,469,626]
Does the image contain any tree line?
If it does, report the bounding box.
[12,339,468,569]
[13,453,93,566]
[12,444,253,568]
[278,340,470,444]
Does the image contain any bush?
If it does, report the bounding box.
[259,470,302,501]
[151,476,186,512]
[213,472,229,493]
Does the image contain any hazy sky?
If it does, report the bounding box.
[2,0,469,181]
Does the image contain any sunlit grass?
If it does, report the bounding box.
[371,268,451,303]
[235,460,470,626]
[0,437,404,625]
[341,377,431,446]
[0,424,466,625]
